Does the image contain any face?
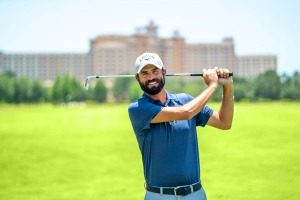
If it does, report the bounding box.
[137,65,165,95]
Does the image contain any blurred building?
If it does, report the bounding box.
[235,55,277,77]
[0,53,91,84]
[0,21,276,83]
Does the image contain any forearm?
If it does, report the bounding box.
[182,83,218,118]
[218,83,234,129]
[151,83,217,123]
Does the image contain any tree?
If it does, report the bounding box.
[231,77,256,101]
[281,71,300,100]
[254,70,281,100]
[112,76,133,102]
[51,75,84,103]
[0,73,15,102]
[165,77,185,94]
[52,76,65,103]
[69,77,87,101]
[183,78,207,98]
[92,80,107,102]
[31,79,47,103]
[13,77,32,103]
[129,81,143,102]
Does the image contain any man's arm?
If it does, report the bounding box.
[151,68,220,123]
[207,79,234,130]
[151,83,218,123]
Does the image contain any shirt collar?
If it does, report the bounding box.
[142,91,175,106]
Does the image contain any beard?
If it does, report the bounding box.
[138,76,165,95]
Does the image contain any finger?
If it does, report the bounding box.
[213,67,220,76]
[215,68,223,78]
[208,68,217,76]
[218,68,230,78]
[222,68,230,78]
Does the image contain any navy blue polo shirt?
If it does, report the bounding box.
[128,91,213,187]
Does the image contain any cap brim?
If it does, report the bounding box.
[136,62,163,74]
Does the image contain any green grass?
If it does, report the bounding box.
[0,102,299,200]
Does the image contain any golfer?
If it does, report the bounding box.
[128,52,234,200]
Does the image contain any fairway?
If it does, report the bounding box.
[0,102,299,200]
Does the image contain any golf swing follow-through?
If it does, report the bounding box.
[85,52,234,200]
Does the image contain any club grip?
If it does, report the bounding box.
[190,72,233,76]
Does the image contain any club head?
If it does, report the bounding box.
[84,77,91,90]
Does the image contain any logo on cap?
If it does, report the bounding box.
[139,54,156,62]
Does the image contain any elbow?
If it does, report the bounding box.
[223,125,232,130]
[219,116,233,130]
[180,107,195,120]
[221,123,232,130]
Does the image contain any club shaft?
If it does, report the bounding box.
[166,72,233,76]
[84,72,233,90]
[89,72,233,78]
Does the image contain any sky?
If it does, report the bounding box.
[0,0,299,75]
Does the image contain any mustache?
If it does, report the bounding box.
[146,78,159,86]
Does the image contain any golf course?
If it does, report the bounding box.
[0,102,299,200]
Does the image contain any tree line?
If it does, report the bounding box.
[0,70,299,104]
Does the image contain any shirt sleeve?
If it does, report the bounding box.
[174,93,213,127]
[128,99,163,135]
[196,105,214,127]
[171,93,213,127]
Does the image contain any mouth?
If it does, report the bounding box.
[147,80,158,87]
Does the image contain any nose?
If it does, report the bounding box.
[148,72,156,80]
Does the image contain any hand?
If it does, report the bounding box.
[202,68,219,87]
[215,67,233,86]
[203,67,233,87]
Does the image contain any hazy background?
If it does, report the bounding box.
[0,0,299,75]
[1,1,300,199]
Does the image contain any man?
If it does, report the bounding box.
[128,52,234,200]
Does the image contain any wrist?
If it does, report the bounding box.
[222,81,233,88]
[222,95,235,101]
[209,82,218,90]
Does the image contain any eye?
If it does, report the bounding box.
[153,69,159,74]
[140,72,148,77]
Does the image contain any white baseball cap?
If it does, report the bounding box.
[135,52,164,74]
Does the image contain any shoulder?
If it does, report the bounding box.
[169,93,194,104]
[128,96,161,115]
[128,97,147,110]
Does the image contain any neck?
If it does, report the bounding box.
[145,88,167,104]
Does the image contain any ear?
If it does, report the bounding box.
[162,68,166,76]
[135,74,140,81]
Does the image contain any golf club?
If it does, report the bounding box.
[84,72,233,90]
